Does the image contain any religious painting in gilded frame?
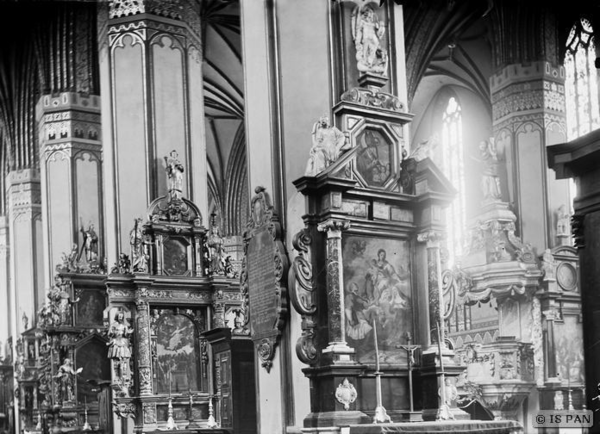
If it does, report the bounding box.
[240,186,289,372]
[342,235,413,366]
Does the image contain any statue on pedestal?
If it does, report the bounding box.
[55,358,82,404]
[476,138,502,202]
[107,311,133,394]
[305,116,349,176]
[78,221,99,263]
[556,204,571,240]
[130,217,148,273]
[165,150,184,200]
[207,214,226,275]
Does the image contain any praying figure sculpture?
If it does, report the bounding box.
[305,115,349,176]
[351,4,388,75]
[55,358,82,403]
[165,150,184,200]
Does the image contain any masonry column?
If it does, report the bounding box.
[0,216,9,356]
[491,64,570,250]
[98,0,208,262]
[6,169,43,334]
[36,93,103,282]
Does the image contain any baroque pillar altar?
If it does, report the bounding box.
[98,0,209,261]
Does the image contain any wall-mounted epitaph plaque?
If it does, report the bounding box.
[241,186,289,372]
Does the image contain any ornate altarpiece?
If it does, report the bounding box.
[25,271,111,434]
[291,69,457,425]
[106,153,253,433]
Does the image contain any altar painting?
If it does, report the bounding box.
[555,315,584,385]
[355,128,392,187]
[154,311,200,393]
[342,235,412,365]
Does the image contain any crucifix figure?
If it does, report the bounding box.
[397,332,420,416]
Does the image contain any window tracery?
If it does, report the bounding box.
[565,18,600,141]
[441,96,467,266]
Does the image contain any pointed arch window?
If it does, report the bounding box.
[565,18,600,140]
[441,96,467,265]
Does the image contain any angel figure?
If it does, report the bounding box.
[351,4,388,75]
[305,116,349,176]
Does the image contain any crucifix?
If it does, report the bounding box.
[397,332,422,421]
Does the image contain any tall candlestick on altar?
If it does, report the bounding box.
[372,319,391,423]
[373,319,380,372]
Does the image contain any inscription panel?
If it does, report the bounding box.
[247,229,278,338]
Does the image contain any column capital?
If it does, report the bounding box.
[317,219,351,236]
[542,308,561,321]
[417,230,444,247]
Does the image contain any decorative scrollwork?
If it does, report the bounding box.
[257,339,275,373]
[341,87,403,111]
[113,401,136,419]
[571,214,584,249]
[290,228,318,365]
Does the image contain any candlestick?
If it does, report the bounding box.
[372,320,391,423]
[186,389,201,429]
[373,320,380,372]
[82,395,91,431]
[207,396,219,428]
[165,396,178,430]
[436,321,453,421]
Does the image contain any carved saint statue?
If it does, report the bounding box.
[55,358,82,403]
[351,5,388,75]
[78,221,99,263]
[107,311,133,384]
[165,150,184,200]
[305,116,349,176]
[556,204,571,237]
[541,249,556,280]
[476,138,502,202]
[130,217,148,273]
[207,215,226,275]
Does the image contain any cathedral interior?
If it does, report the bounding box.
[0,0,600,433]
